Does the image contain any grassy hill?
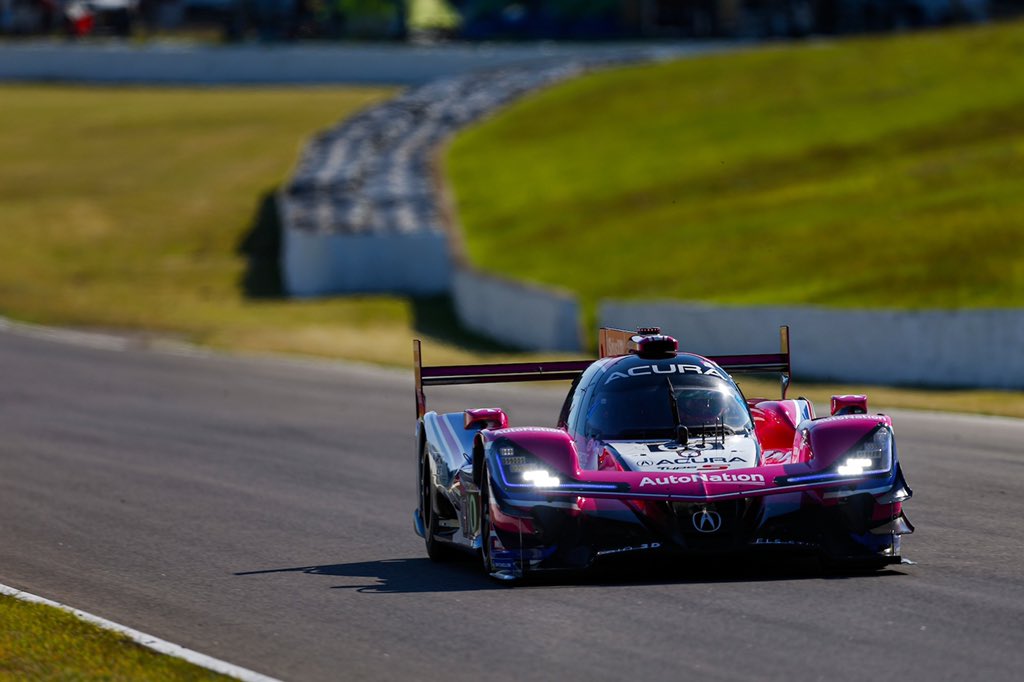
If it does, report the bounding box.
[447,20,1024,309]
[0,84,522,366]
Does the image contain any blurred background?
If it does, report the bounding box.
[2,0,1023,407]
[0,0,1019,41]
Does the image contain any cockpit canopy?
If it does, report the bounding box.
[584,353,753,441]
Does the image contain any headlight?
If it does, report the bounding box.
[835,427,893,476]
[498,446,561,488]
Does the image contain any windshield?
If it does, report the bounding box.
[584,371,752,440]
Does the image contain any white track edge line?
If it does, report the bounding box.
[0,583,284,682]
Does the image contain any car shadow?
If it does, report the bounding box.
[235,557,499,594]
[235,554,908,594]
[567,554,909,588]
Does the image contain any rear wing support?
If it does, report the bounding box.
[414,325,792,418]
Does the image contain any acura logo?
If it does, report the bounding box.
[692,509,722,533]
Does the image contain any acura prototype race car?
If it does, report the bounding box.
[413,326,913,580]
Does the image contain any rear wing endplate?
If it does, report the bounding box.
[414,326,792,418]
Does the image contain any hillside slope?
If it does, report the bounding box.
[448,21,1024,309]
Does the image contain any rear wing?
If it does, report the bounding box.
[709,325,791,399]
[414,339,591,418]
[414,326,792,418]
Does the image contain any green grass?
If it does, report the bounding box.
[447,20,1024,310]
[0,595,231,680]
[0,84,516,367]
[409,0,461,31]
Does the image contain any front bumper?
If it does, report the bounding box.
[487,481,912,576]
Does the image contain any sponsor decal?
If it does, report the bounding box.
[692,509,722,533]
[610,440,758,473]
[638,472,767,487]
[644,442,731,454]
[595,542,662,557]
[819,415,887,424]
[605,364,725,384]
[650,456,746,465]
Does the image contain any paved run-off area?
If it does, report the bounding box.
[1,326,1023,681]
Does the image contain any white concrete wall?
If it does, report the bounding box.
[601,300,1024,389]
[0,42,714,85]
[283,227,450,296]
[453,268,582,352]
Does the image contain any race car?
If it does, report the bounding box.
[413,326,913,580]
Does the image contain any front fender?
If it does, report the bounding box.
[804,413,895,472]
[476,427,581,491]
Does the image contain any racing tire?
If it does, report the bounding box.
[479,463,496,576]
[421,453,460,563]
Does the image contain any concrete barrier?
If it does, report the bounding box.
[282,227,450,296]
[279,58,639,298]
[600,300,1024,389]
[0,41,715,85]
[454,268,582,352]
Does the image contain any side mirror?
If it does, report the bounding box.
[831,394,868,416]
[464,408,509,431]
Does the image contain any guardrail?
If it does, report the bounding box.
[453,267,582,352]
[0,42,710,85]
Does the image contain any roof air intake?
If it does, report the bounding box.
[635,334,678,359]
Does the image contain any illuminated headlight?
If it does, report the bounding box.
[522,470,561,487]
[836,427,893,477]
[498,446,561,487]
[837,458,873,475]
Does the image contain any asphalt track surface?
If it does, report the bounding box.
[0,42,720,85]
[2,325,1023,681]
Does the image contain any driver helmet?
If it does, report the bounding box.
[678,389,727,423]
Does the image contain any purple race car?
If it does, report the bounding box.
[413,326,913,580]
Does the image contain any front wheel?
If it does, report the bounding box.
[479,464,495,575]
[421,453,459,562]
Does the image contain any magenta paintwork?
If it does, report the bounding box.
[831,394,869,415]
[473,412,892,503]
[807,414,892,470]
[484,427,576,471]
[464,408,509,430]
[751,399,810,454]
[636,335,678,356]
[415,328,910,575]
